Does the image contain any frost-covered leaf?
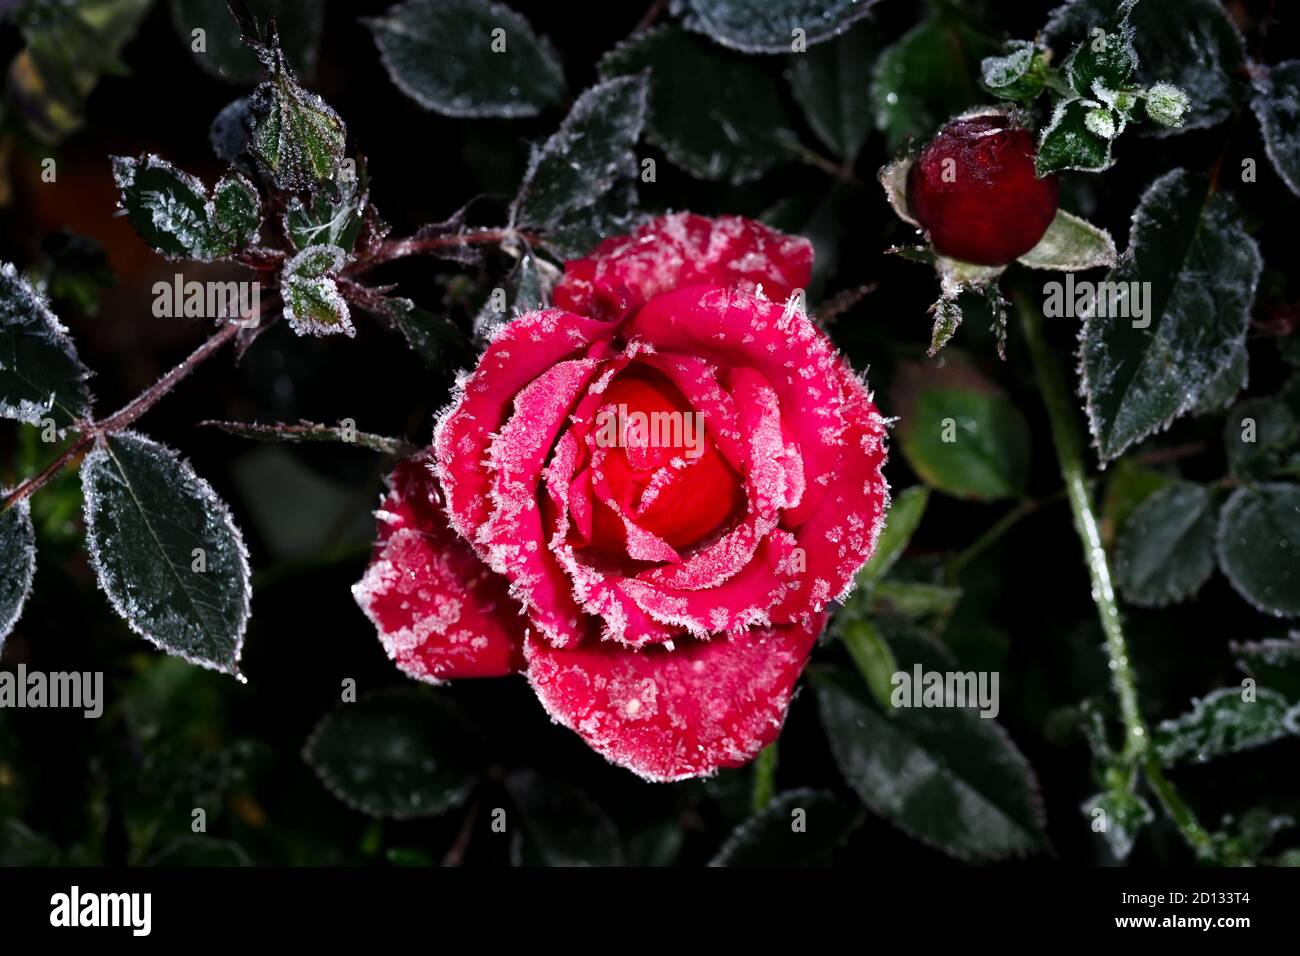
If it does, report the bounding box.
[211,173,261,249]
[473,252,552,343]
[284,169,369,252]
[1081,787,1153,861]
[170,0,322,84]
[506,771,624,867]
[877,155,917,226]
[814,645,1046,860]
[112,154,258,262]
[1153,687,1296,766]
[1017,210,1116,271]
[0,262,92,430]
[870,14,996,152]
[281,244,352,337]
[1036,98,1114,175]
[247,38,346,191]
[381,296,472,371]
[894,362,1031,501]
[366,0,566,118]
[80,431,251,674]
[1061,0,1138,100]
[511,76,648,249]
[540,183,642,261]
[788,24,877,159]
[1191,340,1249,415]
[1251,60,1300,197]
[709,789,860,866]
[304,690,477,819]
[600,26,797,184]
[1224,398,1298,481]
[1080,170,1262,462]
[1115,481,1217,607]
[1217,484,1300,618]
[675,0,879,54]
[981,40,1049,102]
[1233,632,1300,701]
[1043,0,1246,135]
[0,499,37,652]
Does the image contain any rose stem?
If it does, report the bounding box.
[2,315,249,514]
[751,743,778,813]
[1014,290,1214,860]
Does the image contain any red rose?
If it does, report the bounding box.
[353,213,890,781]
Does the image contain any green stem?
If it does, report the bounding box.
[947,497,1041,583]
[751,743,778,813]
[1015,294,1214,858]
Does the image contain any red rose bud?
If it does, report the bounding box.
[907,114,1059,266]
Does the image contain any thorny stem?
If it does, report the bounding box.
[354,228,542,273]
[1,317,248,514]
[1014,293,1215,860]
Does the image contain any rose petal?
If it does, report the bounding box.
[353,459,525,682]
[553,213,814,323]
[524,613,824,781]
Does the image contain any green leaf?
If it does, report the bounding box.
[511,75,649,251]
[1217,483,1300,618]
[366,0,566,118]
[856,484,928,587]
[868,580,962,619]
[506,771,624,866]
[1251,60,1300,197]
[1233,632,1300,702]
[1101,459,1172,546]
[281,245,352,337]
[1044,0,1247,135]
[1062,0,1138,100]
[1080,170,1262,462]
[0,499,37,651]
[709,789,860,866]
[980,40,1050,102]
[1152,686,1297,765]
[839,618,899,712]
[1036,98,1114,175]
[111,154,259,262]
[147,835,252,866]
[284,169,370,252]
[0,819,60,866]
[1081,787,1153,861]
[1115,482,1217,607]
[1224,398,1298,481]
[473,252,552,342]
[539,183,642,261]
[895,365,1031,501]
[814,656,1046,860]
[1017,210,1117,271]
[1191,340,1249,414]
[247,42,347,191]
[870,14,996,153]
[600,26,797,184]
[678,0,879,54]
[6,0,152,145]
[304,690,478,819]
[80,431,251,674]
[170,0,322,84]
[788,24,877,159]
[211,173,261,249]
[0,261,93,430]
[382,296,472,371]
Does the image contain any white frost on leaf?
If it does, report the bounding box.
[0,497,37,651]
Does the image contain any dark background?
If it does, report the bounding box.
[1,0,1298,867]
